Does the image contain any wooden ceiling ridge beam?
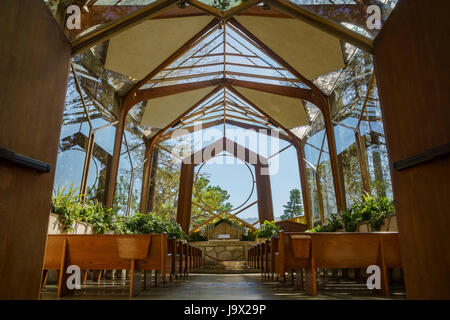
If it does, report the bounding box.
[147,71,223,83]
[229,79,315,103]
[134,77,318,104]
[226,71,300,83]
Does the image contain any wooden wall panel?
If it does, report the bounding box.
[374,0,450,299]
[0,0,71,299]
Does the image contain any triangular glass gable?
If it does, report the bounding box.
[141,21,310,90]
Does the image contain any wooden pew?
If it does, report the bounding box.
[268,236,279,280]
[275,231,402,296]
[261,240,270,277]
[167,238,180,281]
[42,233,171,298]
[177,240,186,278]
[256,243,261,270]
[192,246,202,270]
[182,242,190,277]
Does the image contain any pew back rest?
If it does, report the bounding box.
[44,235,148,270]
[310,232,401,268]
[271,237,279,253]
[167,238,176,255]
[136,233,168,269]
[280,231,401,268]
[44,234,168,270]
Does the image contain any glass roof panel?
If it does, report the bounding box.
[145,21,311,90]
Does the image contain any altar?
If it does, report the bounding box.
[201,220,245,241]
[192,220,256,263]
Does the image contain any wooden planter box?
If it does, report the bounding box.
[356,214,398,232]
[48,212,94,235]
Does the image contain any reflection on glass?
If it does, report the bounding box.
[287,0,398,39]
[335,125,364,206]
[54,65,117,205]
[43,0,158,40]
[306,164,321,226]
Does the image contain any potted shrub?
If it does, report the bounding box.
[256,221,280,242]
[124,213,186,239]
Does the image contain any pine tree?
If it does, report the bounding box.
[281,188,303,220]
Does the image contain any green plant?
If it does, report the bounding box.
[310,195,394,232]
[125,213,186,239]
[52,184,82,232]
[52,184,127,234]
[256,220,280,238]
[240,231,257,241]
[368,195,395,230]
[280,188,303,220]
[310,213,343,232]
[339,206,361,232]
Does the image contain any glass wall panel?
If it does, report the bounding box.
[317,146,337,220]
[152,143,181,221]
[113,113,146,216]
[334,124,363,206]
[306,164,320,226]
[54,56,117,206]
[361,82,393,199]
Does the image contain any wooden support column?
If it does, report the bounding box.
[355,130,370,193]
[147,147,160,213]
[295,141,312,229]
[140,138,155,214]
[105,98,126,209]
[324,95,346,211]
[374,0,450,299]
[176,163,195,233]
[0,0,71,299]
[254,164,275,223]
[79,130,95,200]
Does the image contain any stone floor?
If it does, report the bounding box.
[40,273,406,300]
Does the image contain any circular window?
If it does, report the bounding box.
[194,154,255,214]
